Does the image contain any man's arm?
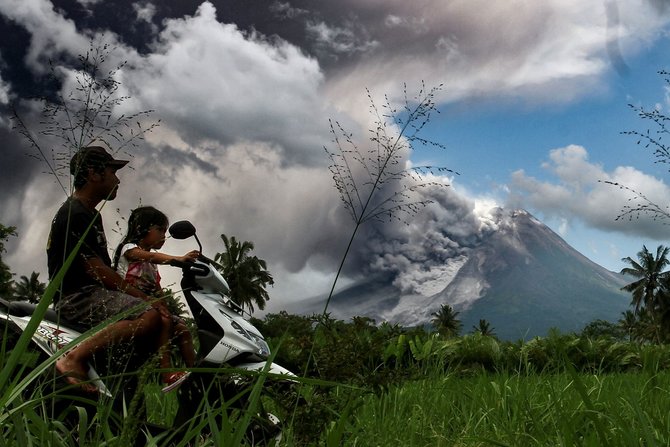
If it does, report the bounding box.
[84,256,147,299]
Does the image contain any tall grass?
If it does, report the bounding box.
[347,369,670,446]
[322,83,452,318]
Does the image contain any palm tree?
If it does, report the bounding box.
[431,304,461,338]
[0,224,17,297]
[620,245,670,314]
[621,245,670,343]
[214,234,274,313]
[618,310,639,343]
[472,319,496,337]
[633,307,660,343]
[13,272,46,304]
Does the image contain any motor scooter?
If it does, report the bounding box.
[0,220,294,444]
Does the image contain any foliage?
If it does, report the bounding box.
[617,310,638,342]
[471,318,496,337]
[322,83,454,316]
[0,224,17,297]
[12,41,159,193]
[602,70,670,223]
[214,234,274,312]
[620,245,669,313]
[256,311,670,382]
[581,318,626,341]
[251,310,670,443]
[250,311,315,373]
[6,302,670,445]
[326,83,454,226]
[430,304,462,338]
[12,272,47,304]
[347,369,670,446]
[160,286,189,317]
[0,225,47,303]
[619,244,670,343]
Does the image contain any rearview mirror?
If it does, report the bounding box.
[169,220,196,240]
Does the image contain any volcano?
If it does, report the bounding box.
[282,209,631,340]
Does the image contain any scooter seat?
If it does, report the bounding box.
[3,300,88,333]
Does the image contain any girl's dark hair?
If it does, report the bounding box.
[113,206,169,270]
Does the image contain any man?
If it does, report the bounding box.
[47,145,164,393]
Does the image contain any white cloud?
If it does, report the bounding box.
[270,1,308,20]
[508,144,670,240]
[306,20,379,57]
[322,0,670,110]
[0,0,95,73]
[133,2,156,23]
[0,68,10,106]
[123,2,331,166]
[133,2,158,34]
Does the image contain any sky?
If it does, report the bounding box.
[2,0,670,314]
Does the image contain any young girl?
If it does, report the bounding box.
[114,206,199,391]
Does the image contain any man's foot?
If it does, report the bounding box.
[161,371,191,393]
[55,355,98,394]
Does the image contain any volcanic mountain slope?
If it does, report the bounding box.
[282,209,632,340]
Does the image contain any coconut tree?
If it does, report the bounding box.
[214,234,274,313]
[620,245,670,314]
[621,245,670,343]
[0,224,17,297]
[13,272,46,304]
[655,275,670,341]
[618,310,639,343]
[431,304,461,338]
[472,319,496,337]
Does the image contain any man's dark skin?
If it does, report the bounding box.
[55,161,166,393]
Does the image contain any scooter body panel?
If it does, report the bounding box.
[187,289,271,364]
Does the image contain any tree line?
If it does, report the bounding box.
[4,213,670,347]
[427,244,670,345]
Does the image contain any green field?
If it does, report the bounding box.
[345,371,670,446]
[4,312,670,446]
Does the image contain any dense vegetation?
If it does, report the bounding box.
[5,305,670,445]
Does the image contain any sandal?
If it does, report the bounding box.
[161,371,191,393]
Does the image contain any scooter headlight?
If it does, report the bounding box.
[253,336,271,358]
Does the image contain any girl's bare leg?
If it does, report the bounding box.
[159,314,174,382]
[174,320,196,367]
[56,308,162,392]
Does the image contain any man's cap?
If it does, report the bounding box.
[70,146,129,175]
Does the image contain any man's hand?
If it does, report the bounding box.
[153,301,171,318]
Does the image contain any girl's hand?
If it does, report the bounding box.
[177,250,199,263]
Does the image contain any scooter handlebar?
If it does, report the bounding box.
[168,259,210,275]
[168,259,193,268]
